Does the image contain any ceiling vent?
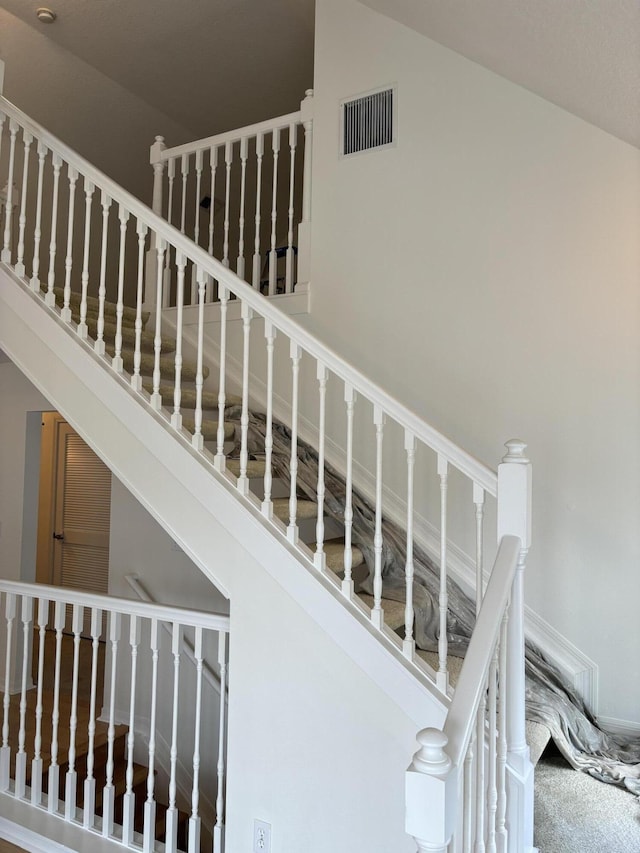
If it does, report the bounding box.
[341,86,395,157]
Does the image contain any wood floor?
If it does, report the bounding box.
[0,840,26,852]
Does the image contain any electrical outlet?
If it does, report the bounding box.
[253,819,271,853]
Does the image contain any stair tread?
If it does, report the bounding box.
[53,288,147,325]
[226,457,267,479]
[416,649,465,686]
[143,383,241,410]
[182,417,235,441]
[272,497,317,520]
[105,346,209,381]
[324,540,364,572]
[357,593,407,630]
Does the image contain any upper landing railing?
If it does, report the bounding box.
[150,90,314,305]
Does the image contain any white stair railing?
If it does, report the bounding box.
[0,91,533,848]
[149,89,314,302]
[406,444,533,853]
[0,580,230,853]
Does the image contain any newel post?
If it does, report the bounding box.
[406,729,457,852]
[497,439,534,852]
[296,88,313,293]
[144,135,166,311]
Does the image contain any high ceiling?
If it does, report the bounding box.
[0,0,638,147]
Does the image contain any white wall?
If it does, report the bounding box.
[308,0,640,724]
[0,10,194,203]
[226,551,417,853]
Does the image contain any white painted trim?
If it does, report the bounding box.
[0,797,124,852]
[597,715,640,738]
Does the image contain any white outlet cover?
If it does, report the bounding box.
[253,819,272,853]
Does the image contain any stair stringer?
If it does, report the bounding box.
[0,267,447,731]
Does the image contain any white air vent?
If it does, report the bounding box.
[341,87,395,157]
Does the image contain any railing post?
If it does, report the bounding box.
[497,439,534,853]
[144,135,166,312]
[296,88,313,293]
[406,729,457,852]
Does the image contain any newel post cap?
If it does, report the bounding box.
[497,438,532,548]
[150,135,166,164]
[406,728,457,847]
[301,88,314,121]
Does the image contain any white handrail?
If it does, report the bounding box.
[0,579,230,634]
[124,573,226,697]
[160,109,303,161]
[0,93,496,494]
[444,534,520,767]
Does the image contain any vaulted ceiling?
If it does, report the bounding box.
[0,0,638,147]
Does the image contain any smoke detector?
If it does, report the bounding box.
[36,8,57,23]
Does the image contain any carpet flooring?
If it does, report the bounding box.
[535,751,640,852]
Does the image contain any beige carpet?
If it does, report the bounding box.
[535,752,640,852]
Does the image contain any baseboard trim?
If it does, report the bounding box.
[597,715,640,738]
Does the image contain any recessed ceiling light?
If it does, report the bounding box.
[36,8,56,23]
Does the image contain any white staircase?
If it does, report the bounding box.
[0,86,535,853]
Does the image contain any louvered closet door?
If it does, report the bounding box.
[52,424,111,617]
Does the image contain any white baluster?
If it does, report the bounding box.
[31,598,48,806]
[474,483,485,611]
[207,147,217,256]
[48,601,65,812]
[180,154,188,235]
[131,222,148,391]
[236,302,253,495]
[76,177,95,338]
[268,128,280,295]
[285,123,297,293]
[487,651,499,853]
[83,607,102,828]
[165,623,182,853]
[150,237,166,410]
[188,627,204,853]
[166,156,176,227]
[252,133,264,288]
[171,250,186,430]
[122,615,140,846]
[475,692,487,853]
[193,148,203,246]
[496,611,509,853]
[94,190,112,356]
[287,342,301,544]
[192,267,206,451]
[14,130,33,278]
[214,285,229,472]
[297,90,314,288]
[403,432,416,657]
[150,135,166,219]
[314,362,328,570]
[29,140,47,292]
[61,165,78,324]
[213,631,228,853]
[437,454,449,692]
[111,205,130,372]
[342,384,356,598]
[1,119,18,263]
[65,604,83,821]
[222,141,232,269]
[45,153,62,307]
[262,320,276,518]
[143,619,159,853]
[0,593,16,791]
[463,737,475,853]
[102,611,120,838]
[237,136,248,280]
[371,406,385,629]
[15,595,33,800]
